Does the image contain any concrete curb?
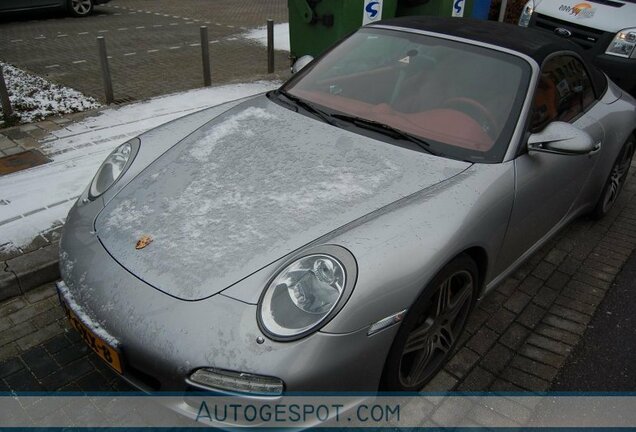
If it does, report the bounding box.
[0,243,60,302]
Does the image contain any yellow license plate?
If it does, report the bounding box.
[62,302,124,374]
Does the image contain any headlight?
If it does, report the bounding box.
[89,139,138,199]
[606,28,636,58]
[258,247,357,341]
[518,0,534,27]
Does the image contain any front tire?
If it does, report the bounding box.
[68,0,93,17]
[592,136,635,219]
[381,254,478,391]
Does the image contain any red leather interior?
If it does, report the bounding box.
[293,89,494,151]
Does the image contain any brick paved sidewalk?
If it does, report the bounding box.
[1,165,636,395]
[0,111,99,304]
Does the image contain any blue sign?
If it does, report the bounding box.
[366,1,380,18]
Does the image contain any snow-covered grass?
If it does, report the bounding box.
[243,22,290,52]
[0,62,100,124]
[0,80,280,250]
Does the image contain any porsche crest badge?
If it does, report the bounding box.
[135,235,153,250]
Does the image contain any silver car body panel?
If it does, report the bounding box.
[58,24,636,396]
[95,97,470,301]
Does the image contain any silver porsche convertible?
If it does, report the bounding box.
[58,16,635,409]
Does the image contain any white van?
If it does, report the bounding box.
[518,0,636,94]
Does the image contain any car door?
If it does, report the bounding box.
[29,0,61,8]
[497,54,604,272]
[0,0,29,11]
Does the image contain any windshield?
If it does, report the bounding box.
[282,28,532,162]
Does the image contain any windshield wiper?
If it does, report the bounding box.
[275,89,337,126]
[331,113,439,156]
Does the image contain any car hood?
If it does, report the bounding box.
[95,96,471,301]
[534,0,636,32]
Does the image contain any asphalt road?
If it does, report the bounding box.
[0,0,289,103]
[551,249,636,391]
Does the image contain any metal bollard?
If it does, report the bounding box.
[0,66,15,122]
[267,19,274,74]
[200,26,212,87]
[97,36,114,104]
[498,0,508,22]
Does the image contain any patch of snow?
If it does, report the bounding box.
[243,22,290,52]
[0,81,280,249]
[0,62,100,124]
[57,279,120,348]
[188,107,276,161]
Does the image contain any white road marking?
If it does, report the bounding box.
[169,23,178,26]
[136,26,145,29]
[189,43,201,47]
[124,52,137,56]
[57,34,68,38]
[72,60,87,64]
[185,22,194,24]
[45,64,60,69]
[98,30,109,33]
[147,49,159,53]
[153,24,163,27]
[77,32,89,35]
[210,40,219,44]
[117,28,128,31]
[169,46,181,50]
[35,36,46,40]
[10,39,23,43]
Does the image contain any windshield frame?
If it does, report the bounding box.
[281,25,537,164]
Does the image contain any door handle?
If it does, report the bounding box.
[589,142,602,155]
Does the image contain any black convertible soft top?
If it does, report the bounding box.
[373,16,607,95]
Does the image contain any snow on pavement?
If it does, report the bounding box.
[0,62,100,124]
[243,23,290,52]
[0,81,279,250]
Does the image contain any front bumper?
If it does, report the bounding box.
[58,200,398,397]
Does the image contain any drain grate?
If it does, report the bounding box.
[0,150,51,176]
[113,96,135,105]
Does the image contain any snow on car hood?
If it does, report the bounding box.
[95,96,470,301]
[534,0,636,33]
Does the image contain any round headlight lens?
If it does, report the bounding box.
[259,254,346,339]
[89,141,134,199]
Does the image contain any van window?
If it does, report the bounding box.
[531,55,595,131]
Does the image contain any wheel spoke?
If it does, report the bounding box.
[407,338,434,384]
[445,281,472,323]
[403,318,434,354]
[434,326,454,354]
[436,279,451,317]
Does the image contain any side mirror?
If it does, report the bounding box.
[291,55,314,74]
[528,121,597,155]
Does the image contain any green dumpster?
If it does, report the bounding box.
[288,0,398,60]
[396,0,473,19]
